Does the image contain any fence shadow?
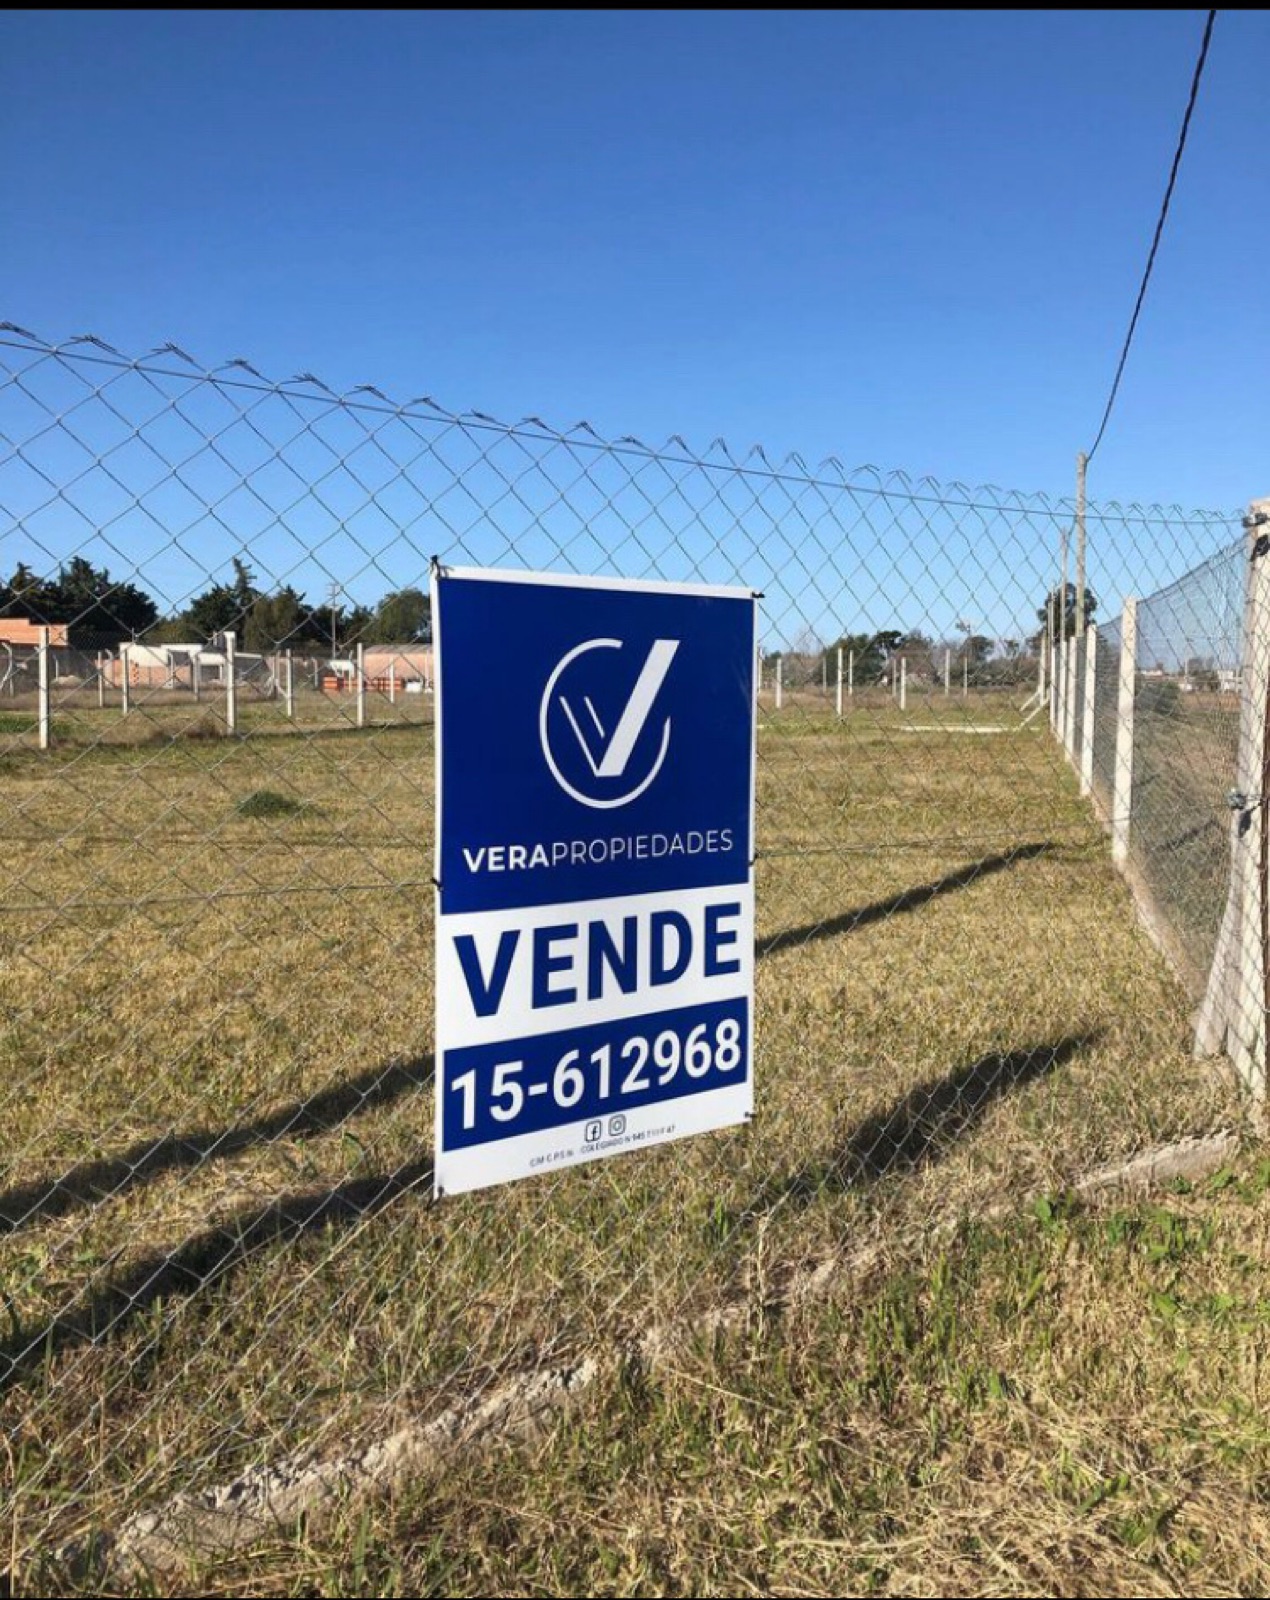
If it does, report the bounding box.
[742,1032,1096,1220]
[0,1158,434,1396]
[0,1034,1098,1398]
[4,843,1053,1237]
[759,841,1053,958]
[0,1056,433,1235]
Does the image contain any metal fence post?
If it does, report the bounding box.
[835,645,843,718]
[356,643,366,729]
[775,655,783,710]
[285,649,295,720]
[120,642,131,717]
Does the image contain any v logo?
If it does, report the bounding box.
[558,639,679,779]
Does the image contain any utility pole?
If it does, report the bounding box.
[327,581,341,657]
[1075,450,1087,638]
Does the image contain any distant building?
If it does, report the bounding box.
[362,646,433,685]
[0,618,69,647]
[321,646,433,695]
[103,642,268,688]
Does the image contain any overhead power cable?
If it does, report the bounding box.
[1087,9,1217,464]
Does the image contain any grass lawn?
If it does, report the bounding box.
[0,687,1246,1593]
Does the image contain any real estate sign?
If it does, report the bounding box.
[433,566,757,1196]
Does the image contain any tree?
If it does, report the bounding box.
[245,586,308,653]
[823,630,904,686]
[363,587,431,645]
[182,557,260,643]
[0,562,57,622]
[143,616,193,646]
[897,630,936,679]
[48,555,158,644]
[2,556,158,644]
[340,602,375,648]
[872,629,905,662]
[1037,581,1097,642]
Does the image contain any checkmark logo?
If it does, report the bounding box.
[539,637,680,809]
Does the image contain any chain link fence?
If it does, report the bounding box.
[0,326,1249,1585]
[1076,536,1246,997]
[1135,540,1244,993]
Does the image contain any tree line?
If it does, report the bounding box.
[5,558,1090,664]
[766,583,1099,687]
[0,556,432,652]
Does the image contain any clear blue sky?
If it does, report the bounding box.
[5,9,1264,508]
[2,10,1266,643]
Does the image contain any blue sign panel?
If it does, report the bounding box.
[433,567,756,1196]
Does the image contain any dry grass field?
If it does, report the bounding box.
[0,686,1250,1595]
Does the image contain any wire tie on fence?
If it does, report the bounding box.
[1228,789,1265,836]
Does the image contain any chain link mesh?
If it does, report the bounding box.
[0,327,1249,1580]
[1079,538,1245,995]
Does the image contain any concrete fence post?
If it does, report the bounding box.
[225,631,237,736]
[37,626,50,750]
[1201,502,1270,1097]
[1062,634,1078,761]
[1112,599,1136,868]
[1080,622,1097,798]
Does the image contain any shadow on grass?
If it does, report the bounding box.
[759,841,1053,957]
[0,1034,1097,1398]
[742,1033,1097,1221]
[0,1156,434,1396]
[0,1057,433,1235]
[3,845,1054,1239]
